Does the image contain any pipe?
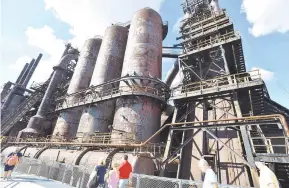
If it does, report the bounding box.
[20,53,79,135]
[15,63,29,84]
[12,114,289,145]
[19,59,35,85]
[36,53,78,117]
[164,58,179,87]
[22,53,43,88]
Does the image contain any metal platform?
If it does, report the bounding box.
[171,71,263,100]
[55,75,170,111]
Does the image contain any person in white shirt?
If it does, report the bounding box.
[255,162,280,188]
[198,159,218,188]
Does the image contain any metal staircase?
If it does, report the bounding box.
[275,163,289,188]
[250,86,265,116]
[1,78,51,136]
[1,91,44,135]
[249,125,268,153]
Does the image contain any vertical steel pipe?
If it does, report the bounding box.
[112,8,163,143]
[22,53,43,88]
[19,52,78,136]
[15,63,29,84]
[52,37,102,138]
[77,25,128,136]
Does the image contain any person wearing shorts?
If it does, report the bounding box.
[3,152,20,180]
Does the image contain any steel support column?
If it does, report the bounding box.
[233,93,259,187]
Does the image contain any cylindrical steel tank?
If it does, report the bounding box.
[52,37,102,138]
[77,25,128,136]
[112,8,163,143]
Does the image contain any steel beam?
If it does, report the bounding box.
[233,93,259,187]
[255,154,289,164]
[170,120,279,130]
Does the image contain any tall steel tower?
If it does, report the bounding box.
[161,0,289,187]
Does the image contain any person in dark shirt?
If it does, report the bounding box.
[95,160,107,187]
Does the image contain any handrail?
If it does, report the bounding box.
[56,76,169,101]
[56,85,169,111]
[179,31,239,49]
[171,70,262,97]
[7,114,289,147]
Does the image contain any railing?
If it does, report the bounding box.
[180,10,227,32]
[250,136,289,154]
[7,157,252,188]
[55,76,170,111]
[171,70,263,98]
[179,31,240,53]
[3,133,165,155]
[1,92,44,135]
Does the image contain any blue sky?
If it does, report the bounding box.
[1,0,289,108]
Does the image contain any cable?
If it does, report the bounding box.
[274,76,289,100]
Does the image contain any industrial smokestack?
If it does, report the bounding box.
[19,51,79,137]
[18,59,34,85]
[75,25,128,138]
[111,8,163,144]
[22,53,43,88]
[15,63,29,84]
[52,37,102,139]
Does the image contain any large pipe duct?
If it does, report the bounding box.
[111,8,163,143]
[164,58,179,87]
[22,53,43,88]
[76,25,128,137]
[15,63,29,84]
[19,52,79,137]
[52,37,102,138]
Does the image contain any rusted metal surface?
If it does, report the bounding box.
[54,76,169,111]
[77,25,128,136]
[20,52,79,136]
[53,37,102,139]
[6,114,288,146]
[112,8,163,143]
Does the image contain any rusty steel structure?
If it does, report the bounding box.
[77,25,128,137]
[1,2,289,188]
[111,8,164,144]
[53,37,102,138]
[19,48,79,137]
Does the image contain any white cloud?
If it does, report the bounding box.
[250,67,275,81]
[9,56,31,70]
[241,0,289,37]
[173,16,183,33]
[44,0,165,48]
[9,0,166,85]
[10,26,65,85]
[26,25,64,58]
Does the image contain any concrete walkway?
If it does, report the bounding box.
[0,171,74,188]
